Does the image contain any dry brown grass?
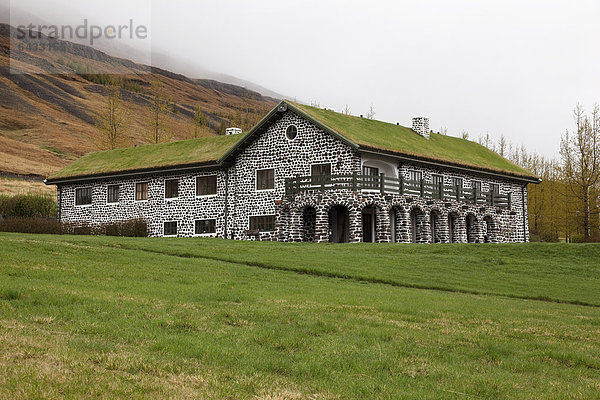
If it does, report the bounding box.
[0,177,55,196]
[0,28,276,177]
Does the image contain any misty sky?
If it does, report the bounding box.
[4,0,600,158]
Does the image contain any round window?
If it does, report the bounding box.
[286,125,298,140]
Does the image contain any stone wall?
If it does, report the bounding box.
[56,109,530,243]
[58,168,226,237]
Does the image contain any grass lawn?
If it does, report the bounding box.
[0,233,599,399]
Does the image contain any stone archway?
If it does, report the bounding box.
[390,205,408,243]
[483,215,497,243]
[328,205,350,243]
[466,213,479,243]
[429,209,445,243]
[361,205,376,242]
[410,206,428,243]
[448,212,460,243]
[301,206,317,242]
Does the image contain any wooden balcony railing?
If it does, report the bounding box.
[284,173,511,209]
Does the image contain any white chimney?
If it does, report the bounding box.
[412,117,430,139]
[226,127,242,135]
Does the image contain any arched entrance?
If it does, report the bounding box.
[430,210,444,243]
[466,214,479,243]
[410,207,426,243]
[483,216,496,243]
[328,205,349,243]
[448,212,460,243]
[362,205,376,242]
[302,206,316,242]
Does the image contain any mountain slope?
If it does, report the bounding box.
[0,23,278,177]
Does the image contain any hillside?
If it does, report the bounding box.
[0,24,278,177]
[1,233,599,399]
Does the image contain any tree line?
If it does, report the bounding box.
[473,104,600,242]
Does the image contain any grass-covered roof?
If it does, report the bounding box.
[48,100,536,182]
[289,102,534,178]
[48,135,240,181]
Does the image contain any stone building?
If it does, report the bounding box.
[45,100,540,243]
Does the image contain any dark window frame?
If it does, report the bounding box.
[165,179,179,199]
[409,170,423,182]
[195,219,217,235]
[107,184,120,204]
[432,174,444,185]
[286,124,298,140]
[452,177,463,188]
[472,180,482,191]
[256,169,275,191]
[135,182,149,201]
[489,183,500,194]
[75,187,92,206]
[249,215,276,232]
[164,221,178,236]
[311,163,332,185]
[196,175,218,196]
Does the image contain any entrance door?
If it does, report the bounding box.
[329,206,349,243]
[362,207,375,242]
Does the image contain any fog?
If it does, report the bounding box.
[3,0,600,157]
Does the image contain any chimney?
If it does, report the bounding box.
[412,117,430,139]
[225,127,242,135]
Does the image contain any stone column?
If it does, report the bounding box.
[314,206,330,243]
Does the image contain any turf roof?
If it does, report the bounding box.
[48,135,240,181]
[48,100,536,182]
[288,101,534,179]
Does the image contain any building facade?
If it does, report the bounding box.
[48,101,538,243]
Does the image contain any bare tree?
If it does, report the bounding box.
[439,126,448,135]
[366,103,376,119]
[484,132,491,149]
[343,104,351,115]
[146,79,173,144]
[460,130,469,140]
[96,78,128,150]
[192,105,207,138]
[498,134,507,157]
[560,104,600,240]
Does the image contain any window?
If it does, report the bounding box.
[362,166,379,176]
[256,169,275,190]
[75,187,92,206]
[472,180,482,191]
[135,182,148,201]
[195,219,216,235]
[107,185,120,203]
[311,163,331,185]
[196,175,217,196]
[490,183,500,194]
[286,125,298,140]
[452,177,463,188]
[311,163,331,177]
[250,215,275,232]
[164,221,177,236]
[432,174,444,185]
[362,166,379,189]
[165,179,179,199]
[409,170,423,182]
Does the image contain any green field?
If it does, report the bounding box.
[1,234,599,399]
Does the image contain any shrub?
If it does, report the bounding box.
[571,234,586,243]
[0,217,148,237]
[0,194,57,218]
[0,217,62,234]
[101,219,148,237]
